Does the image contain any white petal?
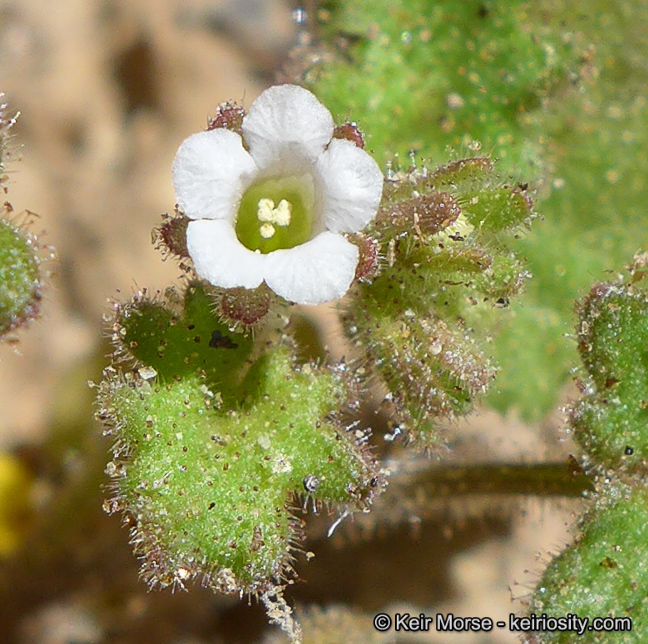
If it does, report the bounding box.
[316,138,384,233]
[186,219,265,289]
[172,129,257,220]
[264,232,359,305]
[242,85,334,170]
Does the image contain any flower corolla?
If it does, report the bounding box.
[172,84,383,305]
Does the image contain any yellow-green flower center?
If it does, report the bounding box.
[235,176,314,253]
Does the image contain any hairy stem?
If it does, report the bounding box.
[389,459,594,499]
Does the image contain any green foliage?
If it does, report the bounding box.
[308,0,648,420]
[116,282,254,403]
[94,3,648,636]
[311,0,571,169]
[0,213,42,338]
[0,102,44,339]
[343,157,532,446]
[308,0,573,420]
[531,487,646,643]
[531,259,648,642]
[461,187,532,233]
[571,278,648,471]
[494,1,648,420]
[486,303,574,417]
[99,285,380,594]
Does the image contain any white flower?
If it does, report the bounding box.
[172,84,383,305]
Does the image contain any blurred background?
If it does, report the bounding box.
[0,2,582,643]
[0,0,295,446]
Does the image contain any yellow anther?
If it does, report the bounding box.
[257,198,275,222]
[256,198,293,227]
[273,199,292,226]
[259,222,276,239]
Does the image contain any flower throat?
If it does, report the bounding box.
[235,177,313,254]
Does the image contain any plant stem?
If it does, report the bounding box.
[389,459,594,499]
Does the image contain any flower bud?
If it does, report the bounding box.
[384,190,461,237]
[333,121,365,148]
[153,212,189,259]
[219,285,273,327]
[207,101,245,135]
[351,234,380,282]
[0,206,45,338]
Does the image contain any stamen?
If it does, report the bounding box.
[273,199,292,227]
[257,198,275,222]
[256,198,293,227]
[259,222,276,239]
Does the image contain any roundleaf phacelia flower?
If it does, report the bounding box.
[172,84,384,305]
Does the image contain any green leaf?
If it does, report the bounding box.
[99,347,380,594]
[571,281,648,471]
[531,487,648,643]
[116,282,253,400]
[0,215,41,338]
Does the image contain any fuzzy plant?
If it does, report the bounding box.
[0,3,646,643]
[293,0,648,424]
[91,2,648,642]
[528,255,648,643]
[0,98,47,558]
[0,101,46,340]
[95,83,536,640]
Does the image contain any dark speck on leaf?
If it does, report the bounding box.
[209,330,238,349]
